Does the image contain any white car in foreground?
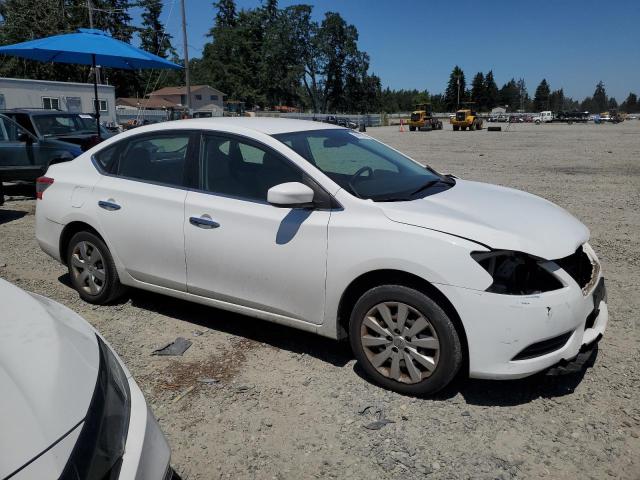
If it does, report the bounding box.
[35,118,608,395]
[0,279,172,479]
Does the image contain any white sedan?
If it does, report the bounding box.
[0,279,172,479]
[35,118,608,395]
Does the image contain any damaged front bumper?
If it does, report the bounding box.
[436,249,608,380]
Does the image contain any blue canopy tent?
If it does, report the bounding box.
[0,28,182,138]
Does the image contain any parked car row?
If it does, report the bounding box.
[488,111,554,123]
[321,115,358,129]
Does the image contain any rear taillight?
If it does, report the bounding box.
[36,176,54,199]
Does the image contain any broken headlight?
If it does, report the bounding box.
[471,250,563,295]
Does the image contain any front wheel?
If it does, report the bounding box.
[349,285,462,396]
[453,125,459,131]
[67,231,126,304]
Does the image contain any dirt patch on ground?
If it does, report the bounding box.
[154,338,260,393]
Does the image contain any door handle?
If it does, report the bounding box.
[98,200,121,211]
[189,216,220,229]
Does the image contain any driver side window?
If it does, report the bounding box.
[200,134,304,203]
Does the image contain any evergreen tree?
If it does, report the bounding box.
[444,66,465,111]
[139,0,173,58]
[607,97,618,110]
[262,0,278,22]
[499,79,519,111]
[0,0,88,83]
[548,88,565,112]
[214,0,237,27]
[515,78,530,111]
[483,70,499,110]
[580,96,596,112]
[470,72,485,110]
[105,0,134,42]
[620,92,638,113]
[533,79,550,111]
[136,0,176,96]
[592,81,607,112]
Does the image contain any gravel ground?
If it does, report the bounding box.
[1,121,639,479]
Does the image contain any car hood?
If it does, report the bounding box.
[0,280,99,478]
[380,179,589,260]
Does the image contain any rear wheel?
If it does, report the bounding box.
[453,125,459,131]
[67,231,125,304]
[349,285,462,396]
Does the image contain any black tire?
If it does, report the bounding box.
[409,126,416,131]
[67,231,126,304]
[453,125,459,131]
[349,285,462,396]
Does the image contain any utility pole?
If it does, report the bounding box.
[180,0,192,116]
[456,76,460,109]
[87,0,101,84]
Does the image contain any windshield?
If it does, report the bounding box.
[33,114,107,137]
[273,129,453,201]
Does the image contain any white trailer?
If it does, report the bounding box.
[0,77,116,124]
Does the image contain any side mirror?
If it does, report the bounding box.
[18,132,33,144]
[268,182,315,209]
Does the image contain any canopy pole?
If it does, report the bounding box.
[92,53,101,140]
[180,0,191,116]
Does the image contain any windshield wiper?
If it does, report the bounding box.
[374,196,413,202]
[409,179,441,197]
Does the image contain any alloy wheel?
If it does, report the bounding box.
[70,241,106,295]
[360,301,440,384]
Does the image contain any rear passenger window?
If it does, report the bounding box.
[94,144,119,171]
[115,134,190,187]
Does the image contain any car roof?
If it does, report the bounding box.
[155,117,346,135]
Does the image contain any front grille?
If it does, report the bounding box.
[554,246,595,290]
[512,331,573,360]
